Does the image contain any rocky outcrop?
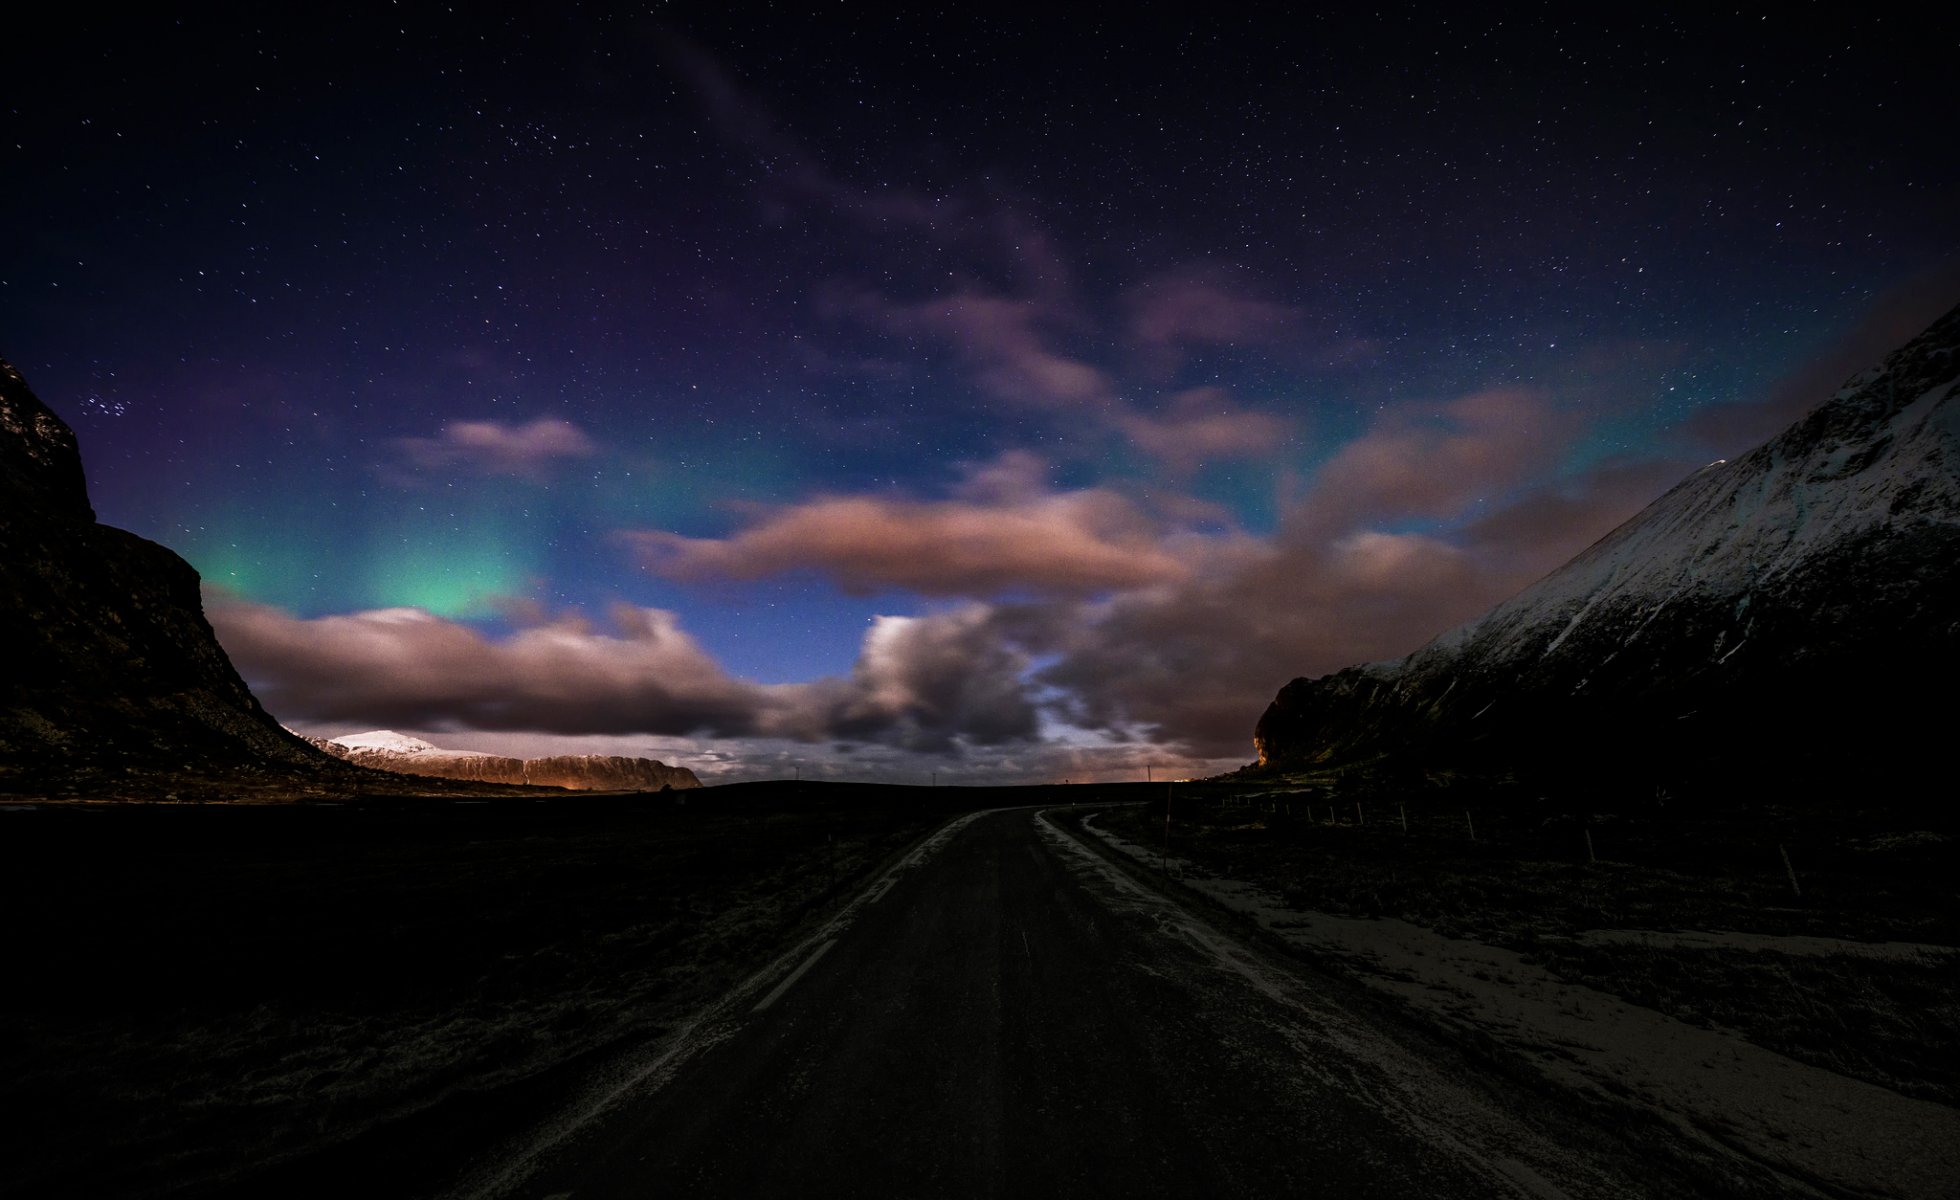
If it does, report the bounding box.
[310,731,701,791]
[1253,302,1960,796]
[0,359,368,798]
[523,755,701,791]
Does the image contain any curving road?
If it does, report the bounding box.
[479,807,1662,1199]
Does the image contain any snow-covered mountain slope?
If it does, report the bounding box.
[310,731,702,791]
[329,730,468,758]
[1254,301,1960,795]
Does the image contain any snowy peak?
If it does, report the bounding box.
[330,730,449,756]
[1406,306,1960,679]
[1253,300,1960,801]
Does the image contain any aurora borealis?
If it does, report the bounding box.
[7,7,1958,781]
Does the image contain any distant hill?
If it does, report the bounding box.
[309,730,701,791]
[1253,302,1960,800]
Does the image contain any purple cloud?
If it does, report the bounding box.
[391,418,598,481]
[623,456,1188,597]
[1116,387,1293,475]
[1130,272,1299,348]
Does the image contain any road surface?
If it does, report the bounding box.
[471,807,1665,1199]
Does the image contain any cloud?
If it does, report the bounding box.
[660,30,955,232]
[775,607,1041,753]
[1294,388,1579,537]
[1125,268,1376,378]
[668,34,1360,474]
[913,293,1108,408]
[216,384,1681,769]
[587,387,1667,761]
[1130,272,1299,348]
[1027,406,1675,757]
[669,48,1110,416]
[391,417,598,481]
[208,591,1045,757]
[212,598,768,737]
[830,279,1298,468]
[822,285,1110,411]
[1460,456,1692,581]
[1030,529,1501,755]
[663,30,1079,309]
[624,457,1189,597]
[1116,387,1292,474]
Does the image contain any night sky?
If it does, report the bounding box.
[7,7,1957,782]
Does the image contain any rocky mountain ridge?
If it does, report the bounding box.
[1253,302,1960,797]
[1,357,370,799]
[2,360,561,800]
[308,730,701,791]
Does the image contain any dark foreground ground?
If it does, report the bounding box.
[0,782,1113,1198]
[3,781,1954,1198]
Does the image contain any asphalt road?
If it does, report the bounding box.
[480,807,1659,1199]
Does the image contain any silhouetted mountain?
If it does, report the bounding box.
[1254,302,1960,799]
[309,730,701,791]
[0,358,372,799]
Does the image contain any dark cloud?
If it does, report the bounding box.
[1129,271,1300,349]
[1030,449,1679,758]
[778,607,1041,754]
[1293,388,1581,540]
[212,598,768,737]
[209,592,1045,758]
[592,382,1678,761]
[681,46,1335,482]
[660,30,956,233]
[214,414,1697,765]
[823,285,1110,412]
[1461,457,1693,581]
[1125,268,1377,380]
[1032,531,1507,756]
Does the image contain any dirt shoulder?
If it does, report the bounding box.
[1075,799,1960,1200]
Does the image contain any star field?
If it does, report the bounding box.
[6,6,1957,780]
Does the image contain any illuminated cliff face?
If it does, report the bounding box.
[1253,303,1960,794]
[310,732,701,791]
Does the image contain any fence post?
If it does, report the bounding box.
[1163,782,1174,874]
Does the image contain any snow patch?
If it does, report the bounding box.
[330,730,444,754]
